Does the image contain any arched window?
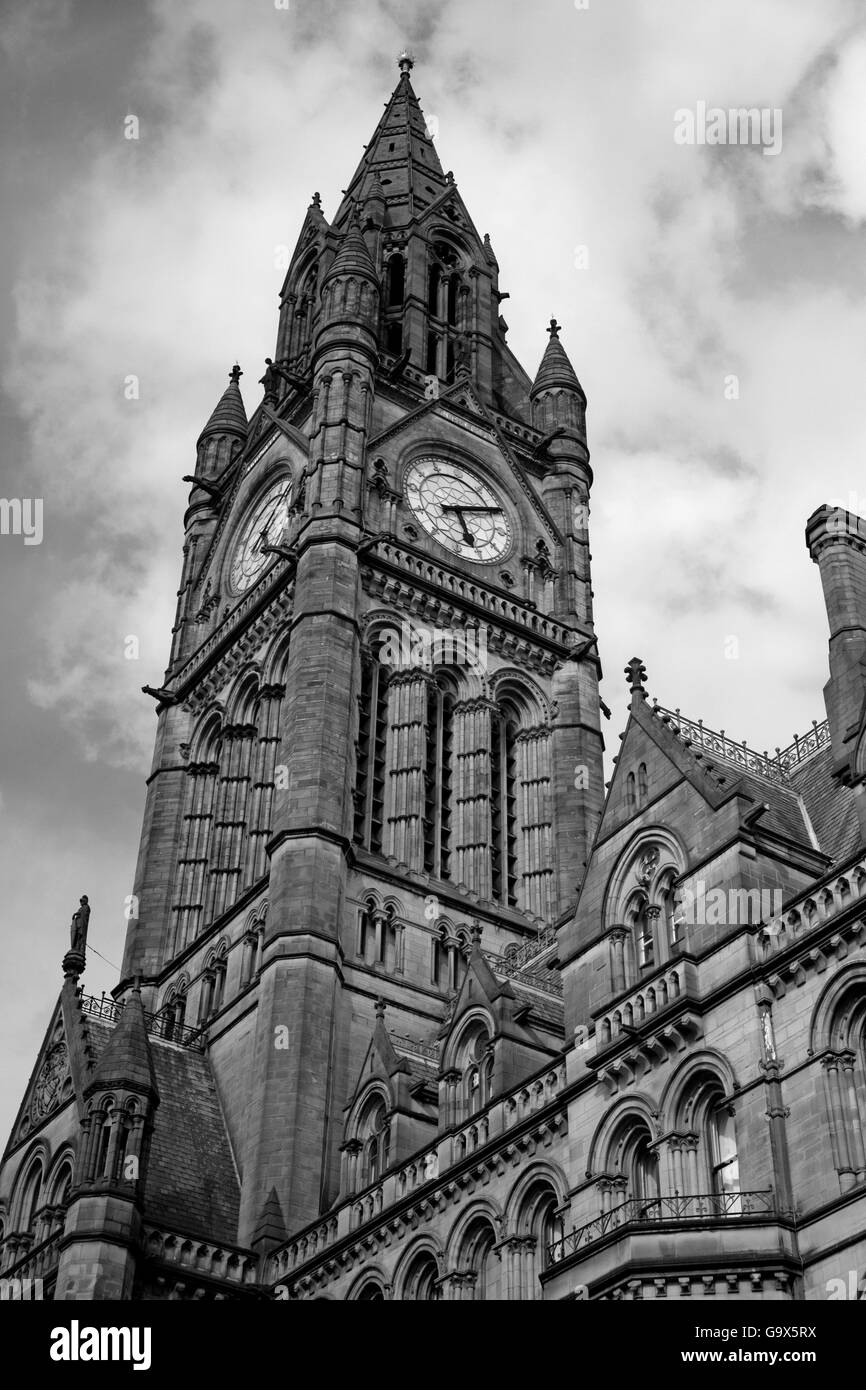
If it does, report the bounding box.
[403,1251,441,1300]
[16,1158,43,1236]
[358,1098,391,1188]
[424,678,454,879]
[95,1104,114,1181]
[387,253,404,308]
[638,762,648,804]
[456,1022,493,1120]
[663,876,682,951]
[241,925,262,987]
[633,898,655,970]
[173,715,221,953]
[162,983,188,1041]
[446,273,460,327]
[354,655,389,852]
[540,1197,565,1269]
[625,771,636,814]
[427,263,441,316]
[356,1280,385,1300]
[461,1219,499,1300]
[630,1130,660,1207]
[49,1161,73,1213]
[708,1104,740,1202]
[490,705,518,908]
[199,948,227,1024]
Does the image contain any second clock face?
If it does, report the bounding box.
[403,457,510,562]
[230,476,293,593]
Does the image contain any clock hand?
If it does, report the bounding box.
[440,504,475,546]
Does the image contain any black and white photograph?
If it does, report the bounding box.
[0,0,865,1361]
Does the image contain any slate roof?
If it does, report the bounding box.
[86,1018,239,1245]
[509,983,565,1032]
[788,743,861,865]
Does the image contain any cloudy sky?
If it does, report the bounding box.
[1,0,865,1138]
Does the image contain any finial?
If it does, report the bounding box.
[310,191,322,209]
[547,317,562,339]
[625,657,648,697]
[397,49,415,75]
[375,997,386,1021]
[229,363,242,384]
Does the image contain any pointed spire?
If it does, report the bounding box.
[333,57,447,229]
[85,986,159,1100]
[530,319,586,401]
[197,365,248,445]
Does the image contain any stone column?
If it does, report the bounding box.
[840,1051,866,1183]
[822,1053,855,1190]
[608,926,628,995]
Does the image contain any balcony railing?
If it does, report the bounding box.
[548,1190,775,1265]
[80,993,204,1050]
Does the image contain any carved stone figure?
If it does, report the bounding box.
[70,895,90,954]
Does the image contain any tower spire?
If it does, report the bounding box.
[333,56,446,229]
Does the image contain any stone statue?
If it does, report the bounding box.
[259,357,295,401]
[70,895,90,954]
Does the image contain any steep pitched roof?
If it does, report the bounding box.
[334,59,447,230]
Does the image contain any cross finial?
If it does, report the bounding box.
[229,363,242,384]
[310,191,321,209]
[625,656,648,697]
[547,317,562,339]
[397,49,415,75]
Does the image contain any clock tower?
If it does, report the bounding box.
[118,52,605,1243]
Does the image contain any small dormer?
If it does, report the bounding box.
[339,1001,437,1199]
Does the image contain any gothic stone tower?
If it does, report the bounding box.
[116,54,604,1245]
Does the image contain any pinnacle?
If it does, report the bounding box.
[197,365,248,443]
[85,987,159,1100]
[324,207,379,282]
[530,320,586,400]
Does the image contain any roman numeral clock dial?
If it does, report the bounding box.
[403,457,511,562]
[229,476,293,593]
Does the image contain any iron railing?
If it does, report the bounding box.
[547,1190,775,1265]
[652,703,829,784]
[79,993,203,1050]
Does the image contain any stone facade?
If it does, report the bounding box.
[1,57,865,1303]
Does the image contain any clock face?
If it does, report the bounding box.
[403,457,510,562]
[230,477,293,593]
